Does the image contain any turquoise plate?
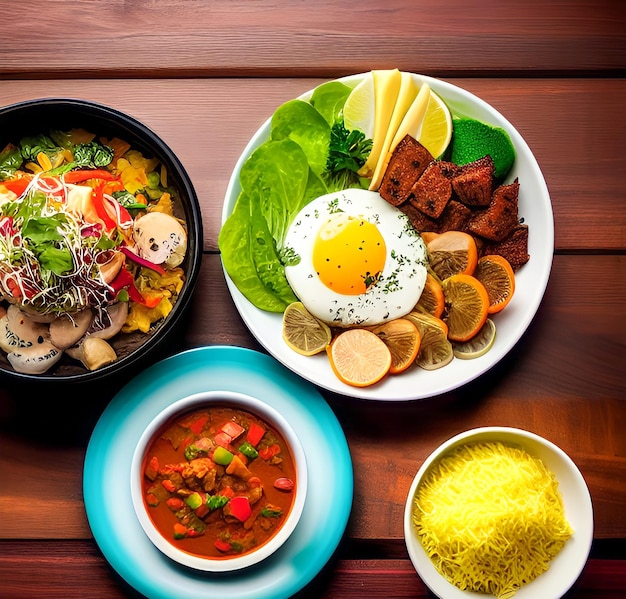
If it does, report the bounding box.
[84,345,353,599]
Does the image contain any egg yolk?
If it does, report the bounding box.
[312,213,386,295]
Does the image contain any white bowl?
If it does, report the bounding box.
[403,427,593,599]
[221,72,555,401]
[130,389,308,572]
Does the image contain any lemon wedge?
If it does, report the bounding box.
[343,75,375,139]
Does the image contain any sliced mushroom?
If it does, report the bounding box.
[49,309,94,350]
[7,341,63,374]
[133,211,187,268]
[98,251,126,284]
[0,305,50,354]
[66,337,117,371]
[89,302,129,340]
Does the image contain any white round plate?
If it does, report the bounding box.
[221,73,554,401]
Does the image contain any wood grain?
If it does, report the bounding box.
[1,0,624,77]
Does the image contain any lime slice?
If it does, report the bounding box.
[452,318,496,359]
[282,302,332,356]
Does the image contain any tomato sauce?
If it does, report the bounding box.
[141,405,298,560]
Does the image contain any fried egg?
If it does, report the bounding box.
[283,189,428,327]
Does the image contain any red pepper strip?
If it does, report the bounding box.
[227,496,252,522]
[246,422,266,447]
[0,178,31,196]
[109,267,162,308]
[92,186,118,231]
[189,414,209,436]
[64,169,116,183]
[214,539,232,553]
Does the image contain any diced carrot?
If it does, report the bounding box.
[219,486,234,498]
[173,523,188,539]
[246,422,266,447]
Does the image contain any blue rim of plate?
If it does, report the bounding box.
[83,345,353,599]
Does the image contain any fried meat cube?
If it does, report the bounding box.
[479,223,530,270]
[399,202,440,234]
[467,179,520,241]
[451,155,495,207]
[379,135,434,206]
[436,199,472,233]
[408,160,453,219]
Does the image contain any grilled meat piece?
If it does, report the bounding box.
[408,160,452,219]
[467,179,520,241]
[479,223,530,270]
[451,155,495,207]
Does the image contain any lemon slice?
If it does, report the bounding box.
[452,318,496,359]
[404,311,453,371]
[343,75,375,139]
[282,302,332,356]
[418,90,453,159]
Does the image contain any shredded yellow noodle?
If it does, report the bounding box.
[413,441,573,598]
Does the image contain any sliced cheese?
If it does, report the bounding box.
[357,68,402,179]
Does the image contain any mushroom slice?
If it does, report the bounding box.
[0,305,50,353]
[133,211,187,268]
[98,251,126,284]
[7,341,63,375]
[66,337,117,371]
[89,302,129,340]
[49,309,94,350]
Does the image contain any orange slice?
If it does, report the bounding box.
[326,328,392,387]
[426,230,478,279]
[413,272,445,318]
[368,318,421,374]
[473,254,516,314]
[441,274,490,342]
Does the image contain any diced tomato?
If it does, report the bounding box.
[166,497,185,511]
[145,493,159,507]
[189,414,209,436]
[219,486,234,498]
[246,422,266,447]
[258,444,281,460]
[220,421,245,440]
[214,539,232,553]
[161,479,176,493]
[144,456,159,481]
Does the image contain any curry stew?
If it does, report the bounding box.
[141,405,298,559]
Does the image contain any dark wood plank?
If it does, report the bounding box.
[1,79,625,252]
[2,255,625,541]
[1,0,624,77]
[0,541,624,598]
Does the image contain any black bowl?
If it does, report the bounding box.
[0,98,203,382]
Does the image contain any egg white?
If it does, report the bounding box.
[283,189,428,327]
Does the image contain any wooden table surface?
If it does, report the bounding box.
[1,1,625,597]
